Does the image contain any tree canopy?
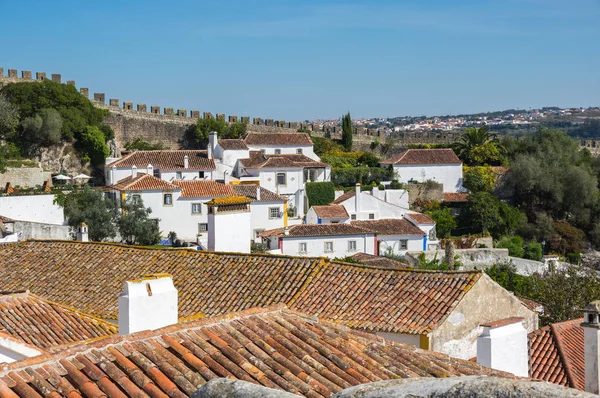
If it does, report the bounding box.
[341,112,352,151]
[454,126,505,166]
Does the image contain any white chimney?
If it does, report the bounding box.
[582,301,600,394]
[76,222,89,242]
[147,164,153,176]
[256,185,261,201]
[184,155,189,169]
[131,165,137,178]
[355,183,361,212]
[118,274,178,335]
[110,165,117,185]
[224,171,230,185]
[208,131,217,159]
[476,317,528,377]
[283,227,289,236]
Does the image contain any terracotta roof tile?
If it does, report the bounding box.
[349,253,410,269]
[218,139,248,150]
[0,216,15,224]
[311,205,349,219]
[244,132,313,146]
[332,190,356,205]
[382,149,461,165]
[405,213,435,224]
[107,150,215,171]
[111,174,179,191]
[172,180,234,198]
[0,292,117,350]
[0,306,512,398]
[231,185,285,202]
[443,192,470,203]
[351,219,425,236]
[240,151,327,169]
[260,224,372,238]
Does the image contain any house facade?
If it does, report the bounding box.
[332,184,411,221]
[381,148,464,193]
[243,132,320,161]
[305,204,350,225]
[352,218,428,256]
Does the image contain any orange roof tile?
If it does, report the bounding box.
[0,306,512,398]
[260,224,372,238]
[311,205,349,219]
[0,291,117,350]
[218,139,248,150]
[406,213,435,224]
[240,151,327,169]
[332,190,356,205]
[382,149,461,165]
[111,174,179,191]
[172,180,234,198]
[349,252,410,269]
[107,150,215,170]
[351,219,426,236]
[244,132,313,146]
[443,192,470,203]
[231,185,285,202]
[0,216,15,224]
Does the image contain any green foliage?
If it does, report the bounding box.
[357,152,380,167]
[462,192,525,238]
[333,256,362,264]
[416,253,450,270]
[0,143,21,173]
[306,182,335,206]
[463,166,496,193]
[341,112,353,151]
[54,186,119,242]
[370,139,380,152]
[311,136,343,156]
[250,242,270,253]
[118,198,161,245]
[485,262,534,298]
[77,126,109,165]
[454,126,505,166]
[496,235,524,258]
[389,180,404,189]
[125,138,166,151]
[186,117,246,148]
[0,93,18,139]
[19,108,63,149]
[551,221,586,258]
[524,241,542,261]
[425,207,457,238]
[331,166,391,187]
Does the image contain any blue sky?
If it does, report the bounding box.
[2,0,599,120]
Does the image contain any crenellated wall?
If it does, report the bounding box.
[0,67,461,149]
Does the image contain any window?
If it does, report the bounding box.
[368,213,375,220]
[192,203,202,214]
[429,227,437,241]
[348,240,357,251]
[198,223,208,233]
[324,241,333,253]
[296,148,303,154]
[153,168,160,178]
[176,171,183,180]
[351,214,357,220]
[276,172,286,186]
[198,171,205,179]
[132,194,141,203]
[399,239,408,250]
[163,193,173,206]
[331,221,339,224]
[260,149,266,154]
[309,169,317,182]
[269,207,281,219]
[274,149,281,155]
[299,242,307,254]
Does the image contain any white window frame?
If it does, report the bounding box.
[191,203,202,214]
[276,172,286,186]
[299,242,307,254]
[176,171,183,180]
[198,223,208,233]
[324,241,333,253]
[269,207,281,219]
[348,240,357,252]
[399,239,408,250]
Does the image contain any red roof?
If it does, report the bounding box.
[311,205,349,219]
[111,174,179,191]
[349,252,410,269]
[0,216,15,223]
[107,150,215,171]
[382,149,461,165]
[173,180,234,198]
[231,185,285,202]
[218,139,248,150]
[244,132,313,146]
[332,190,356,205]
[406,213,435,224]
[260,224,372,238]
[351,219,425,236]
[444,192,470,203]
[240,151,327,169]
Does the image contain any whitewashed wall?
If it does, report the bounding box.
[378,234,425,256]
[268,234,376,258]
[108,168,214,185]
[341,192,410,220]
[392,164,463,192]
[128,190,181,239]
[305,208,349,225]
[246,144,319,161]
[249,202,285,241]
[208,211,251,253]
[0,195,65,225]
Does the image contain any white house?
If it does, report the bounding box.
[236,151,331,217]
[243,132,320,161]
[305,205,350,225]
[381,148,464,193]
[105,150,216,185]
[260,224,376,258]
[231,184,286,241]
[207,196,252,253]
[332,184,411,221]
[404,213,439,250]
[351,218,427,256]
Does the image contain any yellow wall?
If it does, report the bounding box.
[283,202,288,227]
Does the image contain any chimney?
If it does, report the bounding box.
[224,171,230,185]
[256,185,261,201]
[183,155,189,169]
[208,130,217,159]
[355,183,361,212]
[118,274,178,335]
[147,164,153,176]
[131,165,137,178]
[76,222,89,242]
[283,227,290,236]
[582,301,600,394]
[476,317,528,377]
[110,165,116,185]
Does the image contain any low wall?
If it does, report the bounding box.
[14,221,70,240]
[0,194,65,225]
[0,168,45,188]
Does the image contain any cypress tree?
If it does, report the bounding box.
[342,112,353,151]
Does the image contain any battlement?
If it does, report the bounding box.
[0,68,69,86]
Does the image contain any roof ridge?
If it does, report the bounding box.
[550,322,578,389]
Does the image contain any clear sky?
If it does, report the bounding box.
[2,0,599,120]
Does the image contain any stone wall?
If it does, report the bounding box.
[406,182,444,204]
[13,220,70,240]
[0,167,46,188]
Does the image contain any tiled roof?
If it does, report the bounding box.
[351,219,426,236]
[0,306,512,398]
[311,205,349,219]
[240,151,328,169]
[260,224,372,238]
[107,150,216,171]
[332,190,356,205]
[443,192,470,203]
[231,185,285,202]
[0,291,117,350]
[349,252,411,269]
[405,213,435,224]
[244,132,313,146]
[292,263,481,334]
[528,318,584,390]
[218,139,248,150]
[173,180,234,198]
[0,216,15,224]
[381,149,461,165]
[111,174,179,191]
[0,241,483,336]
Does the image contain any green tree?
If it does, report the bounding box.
[118,198,161,245]
[357,152,380,167]
[425,207,457,238]
[186,118,246,148]
[465,191,502,234]
[485,262,534,298]
[125,138,165,151]
[0,143,20,173]
[306,182,335,206]
[496,235,524,258]
[523,241,542,261]
[19,108,63,149]
[454,126,505,165]
[55,186,119,242]
[0,93,18,139]
[341,112,353,151]
[463,166,496,193]
[78,125,109,165]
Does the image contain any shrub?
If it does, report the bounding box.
[306,182,335,206]
[77,126,109,165]
[125,138,166,151]
[251,242,269,253]
[496,235,524,258]
[523,241,542,261]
